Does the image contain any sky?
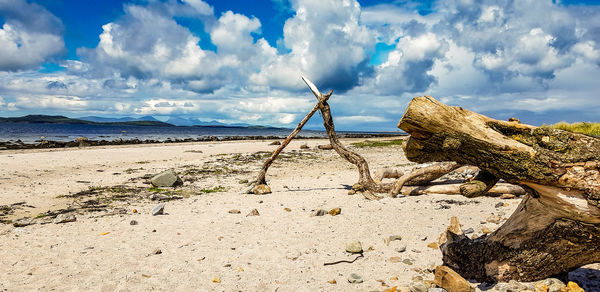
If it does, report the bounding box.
[0,0,599,131]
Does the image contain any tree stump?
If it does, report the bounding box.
[398,96,600,282]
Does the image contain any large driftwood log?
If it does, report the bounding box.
[398,96,600,282]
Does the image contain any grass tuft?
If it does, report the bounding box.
[543,122,600,136]
[351,139,404,148]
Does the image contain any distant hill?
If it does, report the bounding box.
[78,115,161,123]
[166,116,255,127]
[0,115,173,126]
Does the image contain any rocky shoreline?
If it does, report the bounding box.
[0,133,404,150]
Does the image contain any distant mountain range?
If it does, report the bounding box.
[0,115,277,128]
[0,115,172,126]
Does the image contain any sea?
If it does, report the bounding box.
[0,122,400,143]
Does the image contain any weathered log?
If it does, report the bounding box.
[398,96,600,282]
[459,170,499,198]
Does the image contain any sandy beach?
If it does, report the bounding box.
[0,138,598,291]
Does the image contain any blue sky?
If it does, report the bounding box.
[0,0,599,130]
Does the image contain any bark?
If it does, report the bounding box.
[459,170,499,198]
[398,96,600,282]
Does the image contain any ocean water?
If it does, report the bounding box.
[0,122,370,143]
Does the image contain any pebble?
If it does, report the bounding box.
[384,235,402,245]
[150,169,182,187]
[253,184,272,195]
[284,207,292,212]
[486,215,502,224]
[348,190,356,195]
[481,227,492,234]
[328,208,341,216]
[389,256,402,263]
[409,280,429,292]
[228,209,241,214]
[53,214,76,224]
[246,209,260,216]
[310,209,327,217]
[130,220,138,225]
[427,242,439,249]
[12,218,34,227]
[345,241,363,253]
[402,259,414,265]
[152,203,165,216]
[396,245,407,253]
[494,202,505,208]
[428,288,447,292]
[347,273,363,283]
[463,228,474,234]
[500,193,516,199]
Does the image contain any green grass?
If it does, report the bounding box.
[544,122,600,136]
[199,186,227,193]
[148,187,168,193]
[351,139,404,148]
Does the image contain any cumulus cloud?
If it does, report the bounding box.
[249,0,373,92]
[0,0,65,71]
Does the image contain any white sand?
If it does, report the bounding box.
[0,139,595,291]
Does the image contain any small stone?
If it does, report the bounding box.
[253,184,272,195]
[246,209,260,216]
[269,141,281,145]
[348,189,356,195]
[390,276,399,281]
[152,249,162,255]
[385,235,402,245]
[329,207,341,216]
[328,279,337,284]
[494,202,504,208]
[481,227,492,234]
[427,288,447,292]
[238,179,249,184]
[395,245,407,253]
[132,209,137,213]
[228,209,241,214]
[463,228,474,234]
[548,283,565,292]
[433,266,474,292]
[486,215,502,224]
[150,169,183,187]
[389,256,402,263]
[300,144,309,149]
[310,209,327,217]
[283,207,292,212]
[152,203,165,216]
[427,242,439,249]
[346,241,363,253]
[500,193,516,199]
[130,220,138,225]
[212,277,221,283]
[12,218,34,227]
[53,213,76,224]
[347,273,363,283]
[402,259,414,265]
[318,144,334,150]
[352,183,364,191]
[408,280,429,292]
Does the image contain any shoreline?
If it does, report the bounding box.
[0,133,405,150]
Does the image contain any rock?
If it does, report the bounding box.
[508,117,520,123]
[152,203,165,216]
[385,235,403,245]
[300,144,309,149]
[317,144,333,150]
[486,215,502,224]
[402,259,414,265]
[253,184,272,195]
[408,280,429,292]
[269,141,281,145]
[345,241,363,253]
[547,283,565,292]
[494,202,505,208]
[328,279,337,284]
[396,245,407,253]
[533,283,549,292]
[246,209,260,216]
[150,169,183,187]
[53,213,76,224]
[481,226,492,234]
[428,288,447,292]
[12,218,34,227]
[238,179,249,184]
[347,273,363,283]
[389,256,402,263]
[75,136,89,147]
[130,220,138,225]
[500,193,516,199]
[494,280,532,292]
[152,249,162,255]
[310,209,327,217]
[228,209,241,214]
[352,183,364,191]
[348,189,356,195]
[433,266,474,292]
[329,207,341,216]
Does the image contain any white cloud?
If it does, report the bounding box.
[0,0,65,71]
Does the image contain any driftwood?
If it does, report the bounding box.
[398,96,600,282]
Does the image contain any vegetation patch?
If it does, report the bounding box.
[544,122,600,136]
[351,139,404,148]
[199,186,227,193]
